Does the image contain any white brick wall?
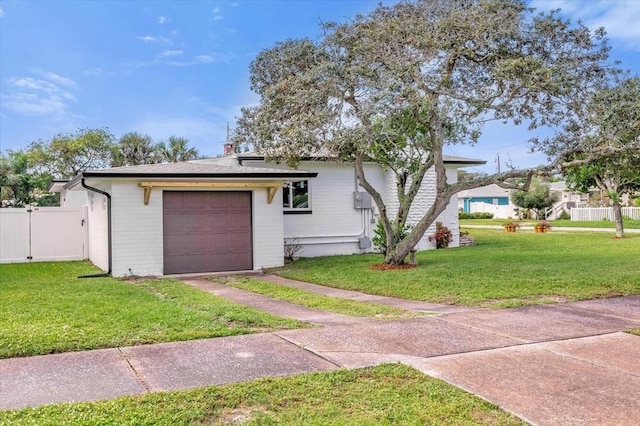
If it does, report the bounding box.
[85,183,110,272]
[103,181,283,277]
[243,160,383,257]
[240,159,462,256]
[252,188,285,268]
[110,181,164,277]
[60,189,88,207]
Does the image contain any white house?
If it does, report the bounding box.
[53,153,484,277]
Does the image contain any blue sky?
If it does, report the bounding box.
[1,0,638,174]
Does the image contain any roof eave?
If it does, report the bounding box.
[79,171,318,179]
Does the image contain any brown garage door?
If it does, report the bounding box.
[163,191,253,274]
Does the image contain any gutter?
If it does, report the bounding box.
[79,177,112,278]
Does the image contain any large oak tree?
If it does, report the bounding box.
[234,0,612,264]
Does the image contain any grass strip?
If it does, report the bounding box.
[215,276,415,319]
[277,230,640,308]
[0,364,526,425]
[0,262,305,359]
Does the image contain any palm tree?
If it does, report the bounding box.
[156,136,200,163]
[111,132,159,167]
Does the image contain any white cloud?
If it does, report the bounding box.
[0,6,4,18]
[137,35,157,42]
[194,55,213,63]
[1,93,73,116]
[29,68,77,87]
[531,0,640,50]
[213,7,223,20]
[166,52,232,67]
[158,16,170,24]
[1,71,77,117]
[159,49,183,57]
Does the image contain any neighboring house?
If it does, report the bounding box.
[458,184,516,219]
[458,181,590,219]
[51,153,484,277]
[548,181,589,217]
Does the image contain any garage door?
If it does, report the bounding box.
[163,191,253,274]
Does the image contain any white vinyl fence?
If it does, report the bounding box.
[469,202,516,219]
[570,207,640,221]
[0,206,88,263]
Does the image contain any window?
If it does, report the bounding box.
[283,180,310,212]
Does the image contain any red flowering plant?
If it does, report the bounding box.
[428,222,452,249]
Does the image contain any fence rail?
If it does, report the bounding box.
[570,207,640,221]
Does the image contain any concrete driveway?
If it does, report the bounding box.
[1,277,639,426]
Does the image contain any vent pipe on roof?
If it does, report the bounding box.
[79,178,112,278]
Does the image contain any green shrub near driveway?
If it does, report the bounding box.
[0,262,305,359]
[277,230,640,308]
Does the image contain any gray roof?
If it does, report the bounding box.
[458,184,512,198]
[66,162,317,188]
[231,151,485,165]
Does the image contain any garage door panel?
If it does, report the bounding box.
[231,195,251,209]
[163,191,253,274]
[186,192,213,210]
[163,192,185,210]
[163,234,188,253]
[228,233,252,251]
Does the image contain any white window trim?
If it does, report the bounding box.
[283,180,312,212]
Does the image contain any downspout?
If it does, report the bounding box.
[79,178,112,278]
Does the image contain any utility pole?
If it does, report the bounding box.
[496,153,501,174]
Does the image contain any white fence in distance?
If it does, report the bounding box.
[570,207,640,221]
[0,206,88,263]
[469,202,516,219]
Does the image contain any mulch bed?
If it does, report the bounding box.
[370,263,417,271]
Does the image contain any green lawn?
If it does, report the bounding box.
[0,364,525,425]
[460,218,640,229]
[0,262,305,359]
[277,230,640,308]
[216,276,416,319]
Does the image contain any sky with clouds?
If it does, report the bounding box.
[0,0,638,174]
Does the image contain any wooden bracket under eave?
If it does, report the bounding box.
[142,186,152,205]
[266,187,278,204]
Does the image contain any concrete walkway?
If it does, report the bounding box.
[1,277,639,426]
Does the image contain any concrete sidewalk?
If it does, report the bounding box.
[1,278,639,426]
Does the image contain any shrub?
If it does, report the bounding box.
[459,212,494,219]
[284,238,303,261]
[558,209,570,220]
[428,222,452,249]
[372,221,411,254]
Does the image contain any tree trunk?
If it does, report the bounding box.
[612,202,625,238]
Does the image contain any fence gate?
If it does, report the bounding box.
[0,206,88,263]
